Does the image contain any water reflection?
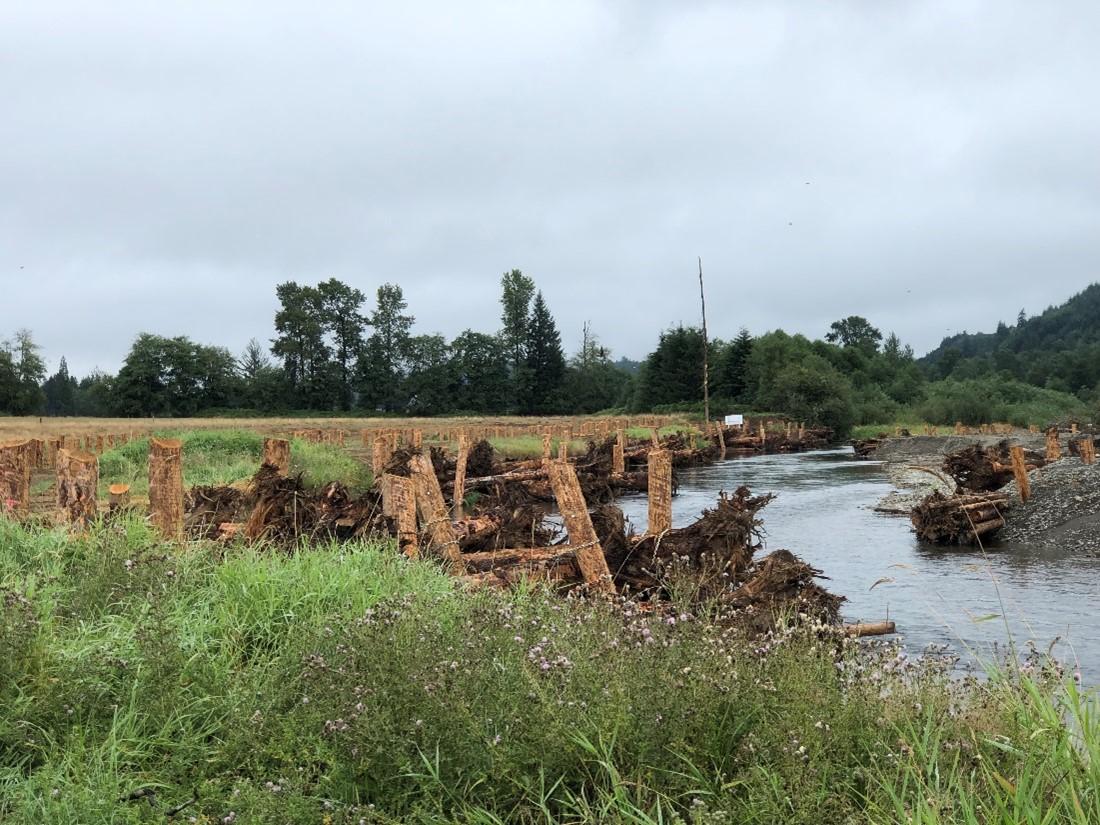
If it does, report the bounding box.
[615,447,1100,680]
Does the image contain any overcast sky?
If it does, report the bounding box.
[3,1,1099,377]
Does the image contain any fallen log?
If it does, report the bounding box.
[911,491,1009,545]
[844,621,896,637]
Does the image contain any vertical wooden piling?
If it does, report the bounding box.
[412,429,423,450]
[372,436,388,482]
[716,421,727,459]
[0,440,32,517]
[409,453,461,564]
[390,475,419,558]
[542,432,552,463]
[56,449,98,528]
[651,427,660,447]
[453,432,469,519]
[558,439,568,461]
[546,460,613,593]
[263,437,291,475]
[1010,445,1030,503]
[148,438,184,541]
[647,449,673,535]
[1046,428,1062,462]
[613,429,626,475]
[381,473,395,517]
[1080,436,1095,465]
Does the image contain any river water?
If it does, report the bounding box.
[616,447,1100,681]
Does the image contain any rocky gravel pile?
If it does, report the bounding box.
[999,458,1100,553]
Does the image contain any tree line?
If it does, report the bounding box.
[7,274,1094,434]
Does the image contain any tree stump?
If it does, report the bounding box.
[263,438,291,475]
[56,449,99,528]
[0,440,32,517]
[108,483,131,510]
[149,437,184,540]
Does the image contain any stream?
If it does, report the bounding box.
[616,447,1100,681]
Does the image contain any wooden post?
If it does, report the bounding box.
[412,429,423,449]
[650,427,660,447]
[56,449,99,528]
[372,436,388,482]
[381,473,395,517]
[1009,445,1030,503]
[558,439,568,461]
[148,438,184,541]
[453,432,469,519]
[0,440,32,517]
[263,438,291,475]
[613,429,626,475]
[1071,422,1079,435]
[716,421,727,459]
[1081,437,1095,465]
[647,449,673,535]
[1046,428,1062,462]
[546,460,613,593]
[759,422,766,446]
[542,432,552,463]
[409,453,461,564]
[390,475,419,559]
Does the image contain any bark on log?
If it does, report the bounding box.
[546,459,613,593]
[56,449,99,528]
[263,438,291,476]
[844,621,896,637]
[149,437,184,541]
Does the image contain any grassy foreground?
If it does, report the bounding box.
[2,519,1099,823]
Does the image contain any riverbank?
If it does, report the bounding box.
[3,515,1099,823]
[862,432,1100,553]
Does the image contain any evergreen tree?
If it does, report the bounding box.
[271,282,332,408]
[358,284,413,412]
[499,269,535,408]
[43,357,78,416]
[317,278,367,410]
[715,327,753,400]
[633,326,706,409]
[521,292,565,413]
[449,331,510,413]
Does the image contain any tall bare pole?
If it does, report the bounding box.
[698,256,710,426]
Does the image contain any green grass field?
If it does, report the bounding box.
[93,430,371,498]
[2,516,1098,823]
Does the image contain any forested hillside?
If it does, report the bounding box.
[923,283,1100,396]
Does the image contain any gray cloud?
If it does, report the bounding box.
[2,0,1099,376]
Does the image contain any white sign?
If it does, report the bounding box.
[724,414,744,426]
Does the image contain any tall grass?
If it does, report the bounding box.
[2,517,1097,823]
